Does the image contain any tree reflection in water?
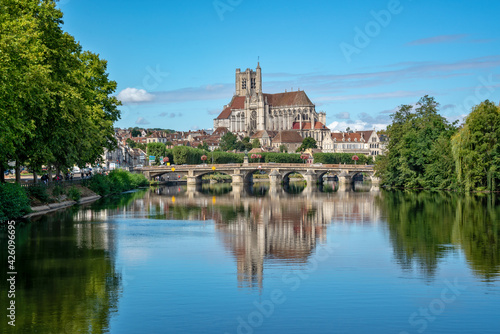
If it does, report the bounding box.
[2,185,498,332]
[378,191,500,281]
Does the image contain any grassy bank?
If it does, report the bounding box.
[0,170,149,221]
[86,170,149,196]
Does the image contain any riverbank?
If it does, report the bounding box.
[0,170,150,221]
[25,195,102,218]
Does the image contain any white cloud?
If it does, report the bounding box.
[135,117,150,125]
[117,88,154,104]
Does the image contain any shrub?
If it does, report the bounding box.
[211,152,243,164]
[26,185,50,203]
[313,153,374,165]
[87,174,111,196]
[88,170,148,196]
[52,185,64,197]
[262,152,302,163]
[132,173,149,187]
[67,186,81,201]
[0,183,31,221]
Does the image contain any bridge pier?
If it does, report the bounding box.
[187,176,201,186]
[269,169,282,186]
[231,173,244,184]
[304,170,318,186]
[338,170,352,185]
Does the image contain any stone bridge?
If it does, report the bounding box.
[138,163,378,186]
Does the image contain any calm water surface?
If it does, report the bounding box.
[1,182,499,334]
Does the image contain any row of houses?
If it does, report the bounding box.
[100,127,387,169]
[250,128,386,156]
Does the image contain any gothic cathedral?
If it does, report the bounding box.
[213,63,328,142]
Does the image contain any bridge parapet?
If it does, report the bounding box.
[136,163,375,184]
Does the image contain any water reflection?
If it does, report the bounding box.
[0,208,121,334]
[103,183,383,290]
[379,191,500,281]
[1,185,499,333]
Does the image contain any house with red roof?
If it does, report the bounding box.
[322,130,384,157]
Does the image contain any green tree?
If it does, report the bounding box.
[296,137,317,152]
[131,128,142,137]
[451,100,500,191]
[252,138,261,148]
[126,138,137,148]
[375,96,456,189]
[0,0,120,183]
[147,143,166,164]
[219,132,238,151]
[279,144,288,153]
[198,141,209,151]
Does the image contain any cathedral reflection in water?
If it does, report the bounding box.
[81,183,381,289]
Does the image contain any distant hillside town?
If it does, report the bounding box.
[104,64,387,169]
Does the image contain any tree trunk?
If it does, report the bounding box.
[0,165,4,183]
[48,165,53,184]
[33,170,38,184]
[15,161,21,183]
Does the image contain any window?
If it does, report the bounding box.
[251,78,256,89]
[242,79,247,89]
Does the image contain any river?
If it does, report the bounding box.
[1,182,499,334]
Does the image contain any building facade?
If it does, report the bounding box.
[322,130,385,157]
[213,64,328,147]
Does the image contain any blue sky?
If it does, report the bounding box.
[58,0,500,131]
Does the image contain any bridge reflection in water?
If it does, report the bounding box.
[128,182,382,289]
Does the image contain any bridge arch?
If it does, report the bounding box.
[282,170,306,184]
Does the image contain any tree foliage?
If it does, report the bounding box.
[296,137,317,152]
[375,96,457,189]
[252,138,261,148]
[147,143,167,164]
[0,0,120,180]
[451,100,500,191]
[313,153,373,165]
[219,132,238,151]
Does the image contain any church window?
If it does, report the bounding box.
[251,78,256,89]
[242,79,247,89]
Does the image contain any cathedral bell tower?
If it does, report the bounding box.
[235,62,262,96]
[234,63,265,135]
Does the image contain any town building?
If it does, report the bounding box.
[213,63,329,148]
[322,130,385,157]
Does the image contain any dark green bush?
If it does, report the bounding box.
[87,174,111,196]
[313,153,374,165]
[67,186,81,201]
[262,152,302,163]
[52,185,64,197]
[89,170,148,196]
[0,183,31,221]
[26,185,50,203]
[210,152,244,164]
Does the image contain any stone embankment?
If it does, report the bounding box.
[24,195,101,218]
